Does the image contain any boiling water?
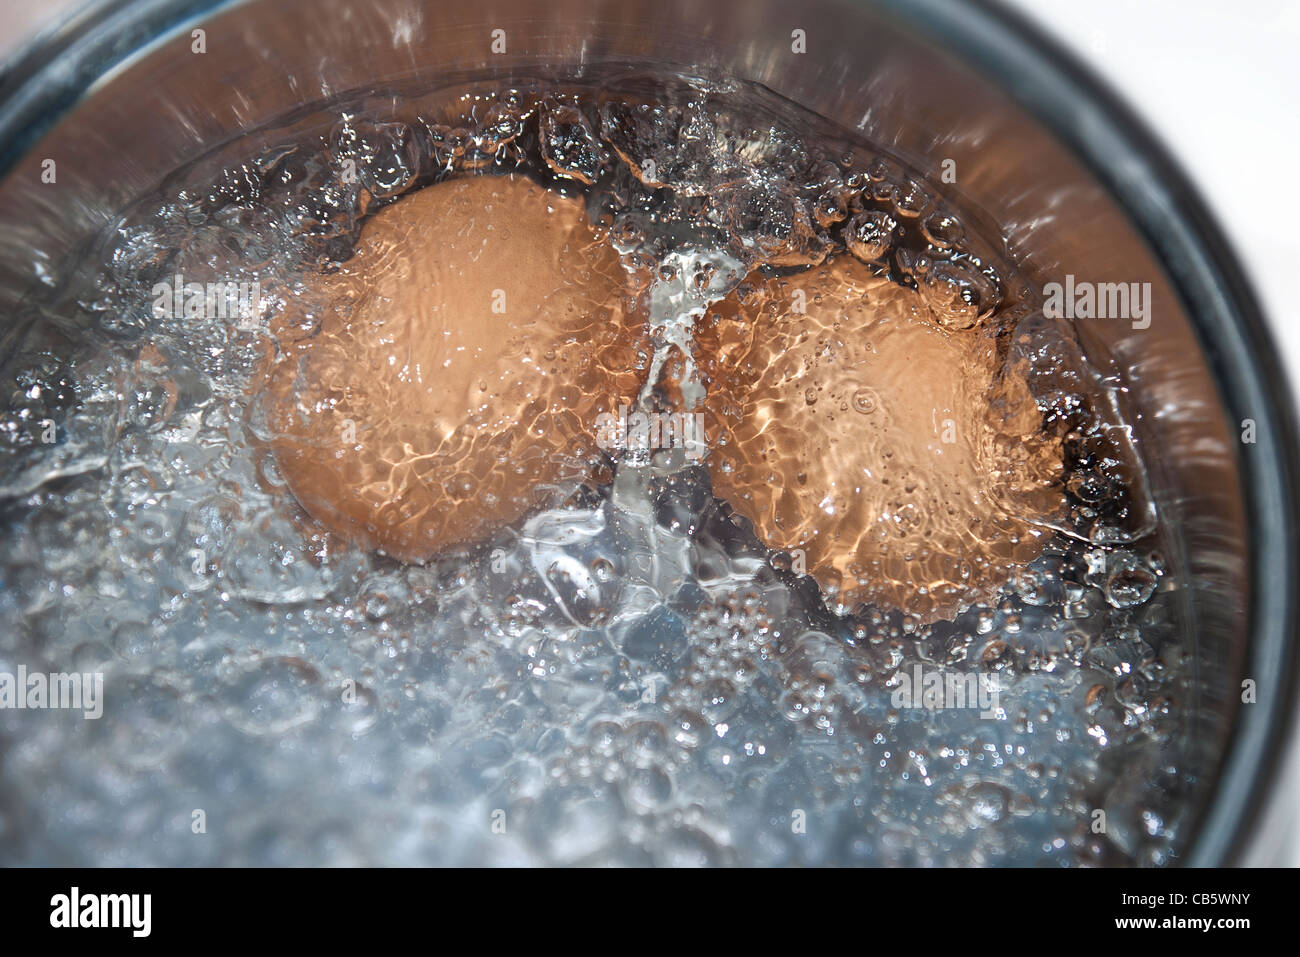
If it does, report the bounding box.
[0,75,1195,865]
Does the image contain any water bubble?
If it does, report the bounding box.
[891,179,932,218]
[223,656,323,737]
[337,681,380,735]
[624,766,674,812]
[964,782,1011,825]
[358,575,410,622]
[1102,552,1158,608]
[921,210,965,250]
[851,388,878,415]
[844,209,896,263]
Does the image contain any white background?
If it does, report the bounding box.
[1001,0,1300,866]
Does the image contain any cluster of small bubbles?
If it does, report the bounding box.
[895,249,1001,329]
[1010,321,1159,549]
[1,353,75,452]
[537,96,608,186]
[328,116,423,200]
[0,345,127,500]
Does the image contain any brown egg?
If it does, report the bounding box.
[261,174,646,559]
[698,255,1065,622]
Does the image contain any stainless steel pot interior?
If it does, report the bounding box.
[0,0,1294,864]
